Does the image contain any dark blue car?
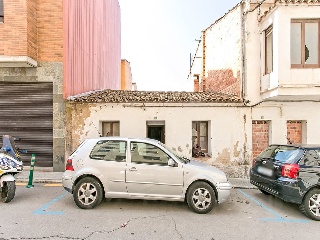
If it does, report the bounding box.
[250,144,320,221]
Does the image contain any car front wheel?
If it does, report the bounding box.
[299,188,320,221]
[186,181,216,214]
[73,177,103,209]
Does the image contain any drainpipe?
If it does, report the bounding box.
[241,1,248,102]
[202,30,206,92]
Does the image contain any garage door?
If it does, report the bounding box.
[0,82,53,167]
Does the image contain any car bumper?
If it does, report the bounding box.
[217,182,232,204]
[62,171,74,193]
[250,169,303,204]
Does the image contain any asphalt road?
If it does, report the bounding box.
[0,184,318,240]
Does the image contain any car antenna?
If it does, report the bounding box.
[91,121,102,137]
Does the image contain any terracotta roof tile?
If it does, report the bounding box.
[68,90,242,103]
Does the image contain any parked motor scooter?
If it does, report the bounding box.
[0,135,24,203]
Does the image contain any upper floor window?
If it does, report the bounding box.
[291,19,320,68]
[0,0,4,22]
[265,25,273,74]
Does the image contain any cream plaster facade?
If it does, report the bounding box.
[67,1,320,178]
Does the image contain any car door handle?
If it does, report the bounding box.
[129,167,137,171]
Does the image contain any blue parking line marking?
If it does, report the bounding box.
[33,192,68,215]
[237,189,309,223]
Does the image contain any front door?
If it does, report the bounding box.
[147,125,165,143]
[126,141,183,198]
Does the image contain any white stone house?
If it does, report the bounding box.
[189,0,320,163]
[66,0,320,178]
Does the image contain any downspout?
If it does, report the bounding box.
[241,1,248,102]
[202,30,206,92]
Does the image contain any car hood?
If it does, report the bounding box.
[184,159,228,181]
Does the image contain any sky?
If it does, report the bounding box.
[118,0,241,92]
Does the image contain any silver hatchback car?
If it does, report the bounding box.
[62,137,232,214]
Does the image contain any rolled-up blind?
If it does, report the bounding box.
[0,0,3,17]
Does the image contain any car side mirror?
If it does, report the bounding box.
[168,158,176,167]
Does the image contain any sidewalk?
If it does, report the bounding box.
[15,167,256,189]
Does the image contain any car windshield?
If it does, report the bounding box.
[258,145,304,164]
[158,142,189,164]
[273,146,304,163]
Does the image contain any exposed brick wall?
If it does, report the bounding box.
[27,0,37,60]
[205,69,241,96]
[252,120,269,159]
[0,0,28,56]
[287,121,302,144]
[37,0,63,62]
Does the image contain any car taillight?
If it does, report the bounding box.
[281,164,299,179]
[66,159,74,171]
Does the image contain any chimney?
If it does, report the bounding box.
[194,77,199,92]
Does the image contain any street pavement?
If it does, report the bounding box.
[16,167,256,189]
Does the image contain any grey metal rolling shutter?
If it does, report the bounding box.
[0,82,53,167]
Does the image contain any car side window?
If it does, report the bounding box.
[300,150,320,166]
[130,142,169,165]
[90,140,126,162]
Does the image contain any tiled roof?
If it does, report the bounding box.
[276,0,319,3]
[68,89,242,103]
[258,0,319,21]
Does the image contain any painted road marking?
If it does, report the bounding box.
[16,182,63,187]
[43,183,63,187]
[238,189,309,223]
[33,192,68,215]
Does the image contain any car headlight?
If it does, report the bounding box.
[0,165,10,170]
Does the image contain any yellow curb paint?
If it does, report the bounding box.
[43,183,63,187]
[16,182,27,186]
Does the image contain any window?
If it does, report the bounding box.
[0,0,3,22]
[130,142,170,165]
[90,140,126,162]
[300,150,320,166]
[192,121,208,153]
[291,20,320,68]
[265,25,273,74]
[102,121,119,136]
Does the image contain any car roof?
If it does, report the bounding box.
[270,144,320,150]
[88,136,161,143]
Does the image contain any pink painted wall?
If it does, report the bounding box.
[63,0,121,98]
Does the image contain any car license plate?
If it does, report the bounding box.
[257,166,273,177]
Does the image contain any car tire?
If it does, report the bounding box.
[1,181,16,203]
[299,188,320,221]
[186,181,216,214]
[73,177,103,209]
[258,188,271,195]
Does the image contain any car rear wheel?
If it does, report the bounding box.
[186,181,216,214]
[73,177,103,209]
[299,189,320,221]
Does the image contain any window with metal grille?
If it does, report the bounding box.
[291,19,320,68]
